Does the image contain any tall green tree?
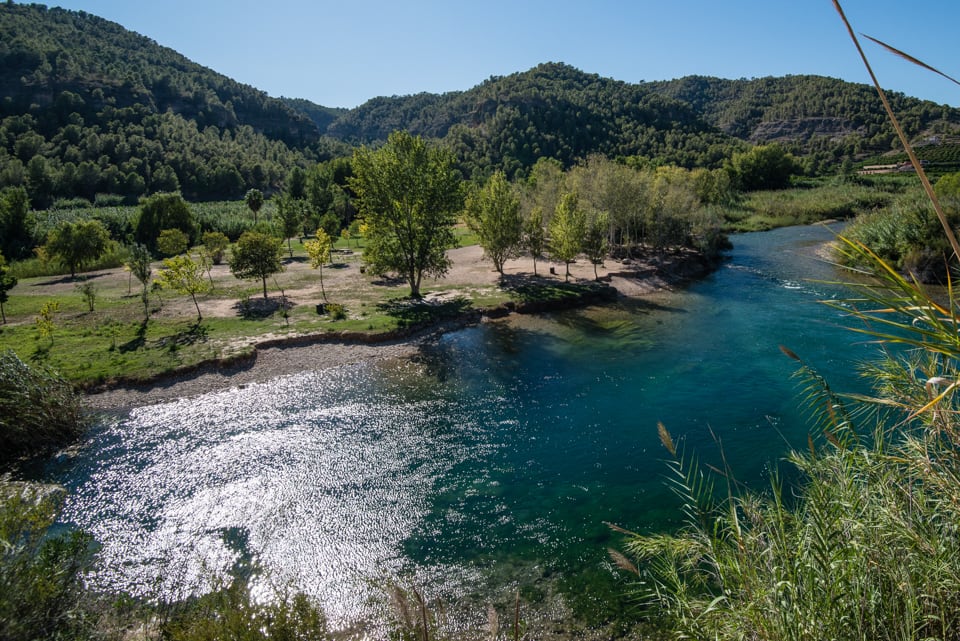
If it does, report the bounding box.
[465,171,522,276]
[230,231,283,299]
[523,207,546,276]
[0,187,31,261]
[44,219,110,278]
[245,188,264,223]
[286,166,307,200]
[350,131,464,298]
[583,211,610,280]
[276,194,304,257]
[156,255,211,321]
[726,143,801,191]
[126,243,152,323]
[0,253,17,324]
[549,192,586,282]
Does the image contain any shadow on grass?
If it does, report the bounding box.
[501,273,608,304]
[30,341,50,362]
[376,295,474,328]
[155,322,209,349]
[119,322,148,353]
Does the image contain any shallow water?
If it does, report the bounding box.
[49,223,875,626]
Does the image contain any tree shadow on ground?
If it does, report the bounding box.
[33,272,107,287]
[376,295,474,328]
[369,274,406,287]
[119,322,148,353]
[234,296,293,319]
[155,322,209,349]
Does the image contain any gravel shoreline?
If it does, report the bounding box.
[83,337,423,411]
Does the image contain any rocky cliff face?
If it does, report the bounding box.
[749,117,864,143]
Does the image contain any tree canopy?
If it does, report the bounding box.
[350,131,464,298]
[229,231,283,299]
[464,171,523,275]
[44,218,110,278]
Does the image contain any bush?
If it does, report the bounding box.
[0,350,87,466]
[0,483,93,641]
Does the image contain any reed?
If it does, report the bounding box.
[612,4,960,639]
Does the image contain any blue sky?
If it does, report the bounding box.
[35,1,960,109]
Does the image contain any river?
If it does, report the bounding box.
[48,223,876,629]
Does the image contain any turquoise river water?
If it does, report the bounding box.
[47,223,877,627]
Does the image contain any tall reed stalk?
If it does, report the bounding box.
[613,4,960,639]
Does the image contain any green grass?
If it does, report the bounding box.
[721,178,908,232]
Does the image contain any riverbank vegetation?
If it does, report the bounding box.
[609,7,960,638]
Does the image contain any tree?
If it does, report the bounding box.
[127,243,152,323]
[0,187,31,261]
[75,281,97,312]
[726,143,801,191]
[230,231,283,299]
[583,211,610,280]
[157,228,189,257]
[549,192,586,282]
[523,207,546,276]
[0,253,16,324]
[465,171,523,276]
[350,131,464,298]
[135,192,195,253]
[304,229,333,303]
[245,188,264,223]
[276,195,303,257]
[156,255,211,321]
[45,219,110,278]
[201,231,230,265]
[286,166,307,200]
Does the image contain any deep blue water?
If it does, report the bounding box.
[49,223,876,625]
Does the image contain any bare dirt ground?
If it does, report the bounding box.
[83,245,700,410]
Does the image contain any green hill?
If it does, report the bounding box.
[4,3,960,206]
[0,3,322,204]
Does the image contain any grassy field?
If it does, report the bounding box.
[0,223,589,388]
[720,175,917,232]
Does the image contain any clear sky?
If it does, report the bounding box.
[31,0,960,109]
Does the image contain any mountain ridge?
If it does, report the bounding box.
[3,3,960,205]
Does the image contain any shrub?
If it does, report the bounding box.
[0,350,87,465]
[0,483,93,641]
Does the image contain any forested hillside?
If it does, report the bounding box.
[646,74,960,171]
[4,3,960,207]
[319,63,737,178]
[0,3,323,205]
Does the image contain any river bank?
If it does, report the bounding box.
[83,247,714,411]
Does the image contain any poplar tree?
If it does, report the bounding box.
[465,171,522,276]
[549,192,586,282]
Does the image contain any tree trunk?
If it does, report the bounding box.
[191,293,202,321]
[564,261,571,282]
[319,265,327,302]
[262,277,268,299]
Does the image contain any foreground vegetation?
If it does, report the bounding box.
[608,9,960,639]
